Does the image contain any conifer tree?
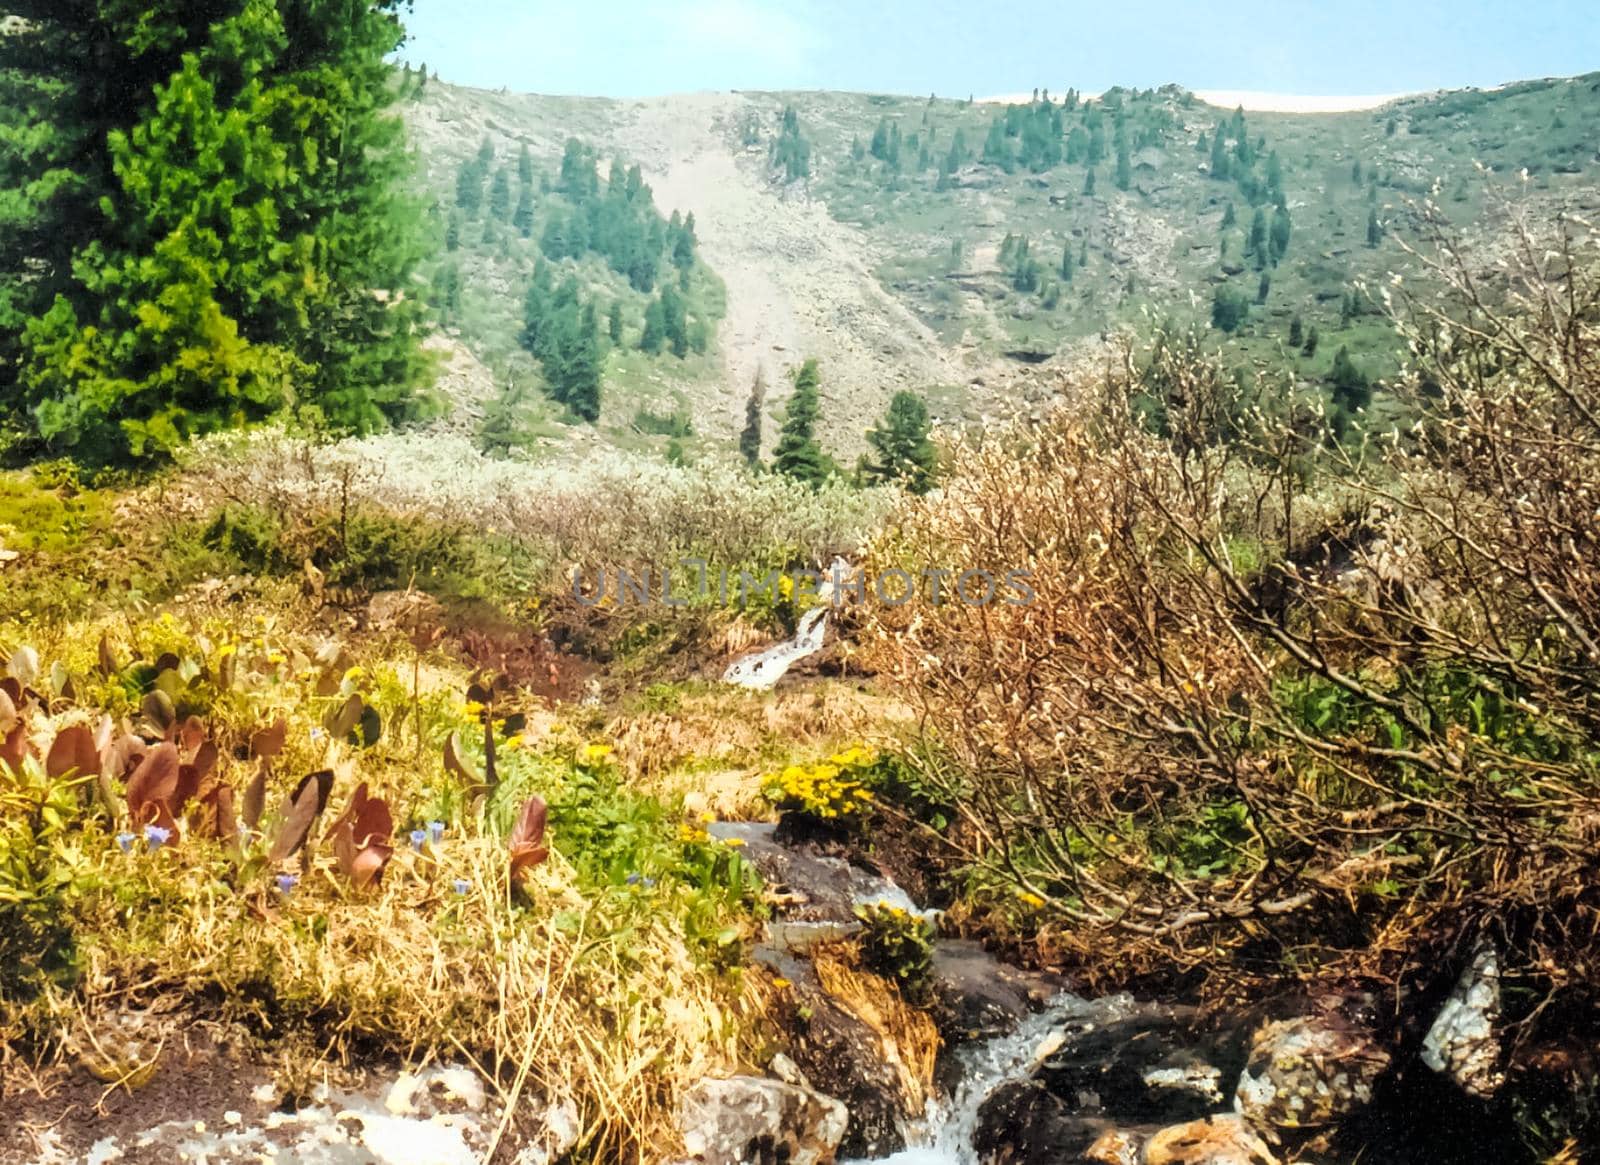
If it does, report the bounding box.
[6,0,431,460]
[739,369,766,467]
[1115,140,1132,191]
[1083,167,1097,196]
[865,390,937,493]
[773,359,828,487]
[489,167,513,221]
[1366,208,1383,247]
[513,185,535,236]
[607,300,624,344]
[518,143,534,186]
[1289,314,1304,348]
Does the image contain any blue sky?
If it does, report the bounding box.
[400,0,1598,98]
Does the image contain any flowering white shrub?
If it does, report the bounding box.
[179,427,894,576]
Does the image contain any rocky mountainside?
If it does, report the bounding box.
[402,72,1600,460]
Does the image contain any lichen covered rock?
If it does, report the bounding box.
[1233,1010,1390,1138]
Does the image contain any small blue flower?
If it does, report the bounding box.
[410,829,427,852]
[275,874,298,896]
[625,873,656,889]
[625,872,641,886]
[452,879,471,896]
[116,832,136,854]
[309,727,325,742]
[144,824,173,852]
[428,821,446,845]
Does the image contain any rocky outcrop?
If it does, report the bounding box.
[678,1076,848,1165]
[1232,1006,1391,1140]
[1421,940,1504,1098]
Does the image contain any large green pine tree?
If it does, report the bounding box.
[2,0,430,461]
[772,359,827,486]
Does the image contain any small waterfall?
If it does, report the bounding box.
[849,995,1097,1165]
[723,606,830,690]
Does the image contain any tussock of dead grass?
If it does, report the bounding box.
[811,947,939,1118]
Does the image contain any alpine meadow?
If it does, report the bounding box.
[1,5,1598,1165]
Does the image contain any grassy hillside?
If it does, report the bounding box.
[398,72,1600,457]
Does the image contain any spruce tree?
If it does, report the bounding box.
[607,300,624,344]
[8,0,430,460]
[739,370,766,467]
[513,186,535,236]
[489,167,513,221]
[1366,208,1383,247]
[518,143,534,186]
[1115,140,1132,191]
[1083,167,1097,196]
[865,391,937,494]
[1289,314,1304,348]
[772,359,828,487]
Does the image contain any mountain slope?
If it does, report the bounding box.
[402,72,1600,460]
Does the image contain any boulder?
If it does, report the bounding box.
[1420,939,1504,1098]
[1141,1115,1280,1165]
[678,1076,848,1165]
[927,939,1066,1051]
[973,1080,1128,1165]
[1036,1001,1244,1124]
[1233,1008,1390,1140]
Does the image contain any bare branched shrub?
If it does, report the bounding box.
[865,208,1600,1013]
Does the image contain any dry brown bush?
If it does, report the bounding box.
[863,205,1600,1020]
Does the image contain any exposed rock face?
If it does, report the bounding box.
[1421,940,1504,1098]
[1232,1010,1391,1139]
[678,1076,848,1165]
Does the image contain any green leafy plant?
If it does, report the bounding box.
[854,901,937,1003]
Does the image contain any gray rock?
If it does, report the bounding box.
[1233,1010,1390,1139]
[678,1076,848,1165]
[1421,939,1504,1098]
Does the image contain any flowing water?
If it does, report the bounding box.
[723,606,830,689]
[849,994,1100,1165]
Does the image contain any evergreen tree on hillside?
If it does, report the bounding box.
[773,359,828,487]
[1247,208,1268,260]
[5,0,430,461]
[1367,208,1383,247]
[770,106,811,182]
[1083,167,1097,196]
[1221,202,1237,229]
[1303,326,1320,357]
[639,295,667,354]
[865,391,937,494]
[1115,139,1132,191]
[1289,314,1304,348]
[518,142,534,186]
[1210,125,1231,180]
[513,185,535,236]
[739,369,767,467]
[1270,205,1292,263]
[457,156,487,214]
[489,167,513,221]
[607,300,624,344]
[1329,345,1371,413]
